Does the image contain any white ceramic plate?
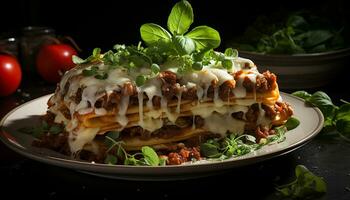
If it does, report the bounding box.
[0,93,323,180]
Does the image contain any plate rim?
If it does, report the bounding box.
[0,92,324,176]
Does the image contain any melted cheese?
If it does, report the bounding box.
[54,56,276,153]
[68,127,100,154]
[204,113,246,137]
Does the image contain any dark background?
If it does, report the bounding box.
[1,1,350,199]
[1,0,349,53]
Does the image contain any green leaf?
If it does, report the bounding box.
[141,146,159,166]
[173,35,196,55]
[167,0,194,35]
[336,119,350,135]
[222,59,233,70]
[302,30,333,48]
[192,62,203,70]
[335,104,350,134]
[186,26,221,51]
[94,73,108,80]
[200,143,221,158]
[224,48,238,57]
[276,165,327,198]
[140,23,172,46]
[285,117,300,130]
[151,63,160,74]
[308,91,337,119]
[72,55,85,64]
[104,154,118,165]
[136,75,146,86]
[49,125,63,135]
[243,135,256,143]
[92,48,101,58]
[82,66,99,76]
[107,131,120,140]
[292,91,312,100]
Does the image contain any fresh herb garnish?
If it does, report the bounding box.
[200,118,299,160]
[275,165,327,199]
[292,91,350,140]
[18,121,64,138]
[141,0,220,55]
[104,135,161,166]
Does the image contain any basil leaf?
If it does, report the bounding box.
[335,103,350,121]
[224,48,238,57]
[285,117,300,130]
[173,35,196,55]
[167,0,193,35]
[140,23,172,46]
[244,135,256,143]
[92,48,101,58]
[336,119,350,135]
[94,73,108,80]
[151,63,160,75]
[186,26,221,51]
[200,143,221,158]
[292,91,312,100]
[104,154,118,165]
[72,55,85,64]
[276,165,327,199]
[222,59,233,70]
[302,30,333,48]
[136,75,146,86]
[49,125,63,135]
[308,91,337,119]
[335,104,350,134]
[107,131,120,140]
[141,146,159,166]
[192,62,203,70]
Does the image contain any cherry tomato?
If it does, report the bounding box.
[0,55,22,96]
[36,44,77,83]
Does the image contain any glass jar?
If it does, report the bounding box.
[20,26,56,74]
[0,37,19,58]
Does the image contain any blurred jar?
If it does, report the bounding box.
[0,37,19,58]
[20,26,56,74]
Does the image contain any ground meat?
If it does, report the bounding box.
[182,87,197,100]
[159,71,177,84]
[60,105,71,120]
[255,126,269,141]
[232,111,244,120]
[194,116,204,128]
[175,117,193,128]
[121,126,151,139]
[152,96,161,108]
[74,88,83,104]
[219,80,235,100]
[106,91,121,110]
[245,103,259,122]
[242,71,277,93]
[167,147,201,165]
[161,82,179,100]
[33,131,70,154]
[43,112,55,124]
[122,82,136,96]
[261,104,277,119]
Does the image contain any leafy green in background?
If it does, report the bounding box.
[230,11,347,54]
[292,91,350,141]
[275,165,327,199]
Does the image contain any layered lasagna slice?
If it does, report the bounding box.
[41,55,293,163]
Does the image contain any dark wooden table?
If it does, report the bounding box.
[1,76,349,199]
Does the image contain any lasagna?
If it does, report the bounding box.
[39,53,293,165]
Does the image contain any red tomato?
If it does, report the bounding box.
[0,55,22,96]
[36,44,77,83]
